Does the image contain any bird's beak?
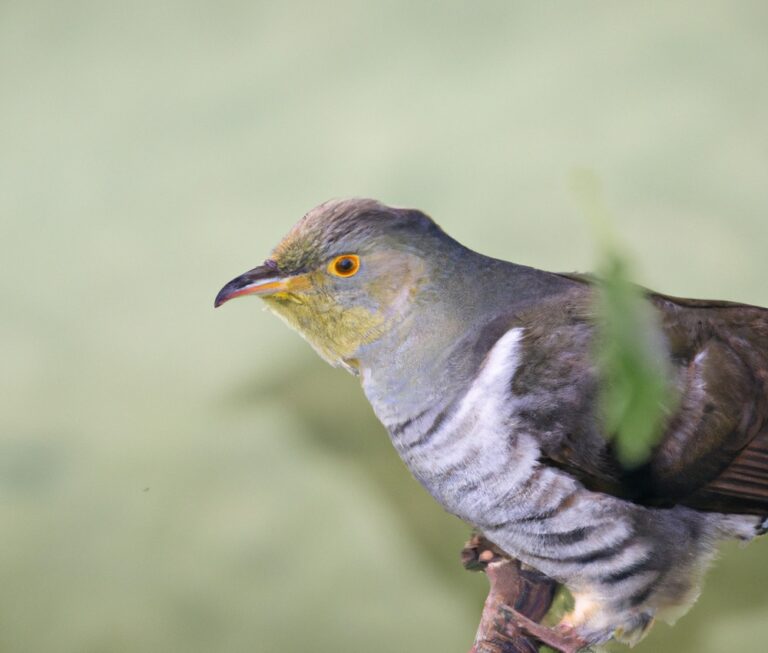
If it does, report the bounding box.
[215,264,305,308]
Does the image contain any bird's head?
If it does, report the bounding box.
[215,198,464,371]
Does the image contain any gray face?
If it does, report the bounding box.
[216,199,453,369]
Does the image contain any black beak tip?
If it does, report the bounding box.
[214,263,277,310]
[214,285,234,309]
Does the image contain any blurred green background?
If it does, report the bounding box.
[2,1,767,651]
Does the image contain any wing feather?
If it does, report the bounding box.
[513,284,768,517]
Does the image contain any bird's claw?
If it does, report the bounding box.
[461,533,507,571]
[464,534,585,653]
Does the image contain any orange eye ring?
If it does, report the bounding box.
[328,254,360,278]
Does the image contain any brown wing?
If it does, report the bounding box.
[520,278,768,517]
[647,293,768,515]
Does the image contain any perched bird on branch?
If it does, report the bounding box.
[215,198,768,649]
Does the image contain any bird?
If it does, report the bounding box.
[215,198,768,649]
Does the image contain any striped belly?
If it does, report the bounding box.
[390,394,652,598]
[371,327,717,639]
[389,394,708,639]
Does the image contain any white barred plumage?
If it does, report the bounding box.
[372,324,760,644]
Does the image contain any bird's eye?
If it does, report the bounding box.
[329,254,360,278]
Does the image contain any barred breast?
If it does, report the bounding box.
[374,327,746,643]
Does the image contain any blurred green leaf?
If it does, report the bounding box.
[571,170,677,468]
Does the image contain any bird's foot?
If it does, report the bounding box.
[463,534,587,653]
[461,533,508,571]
